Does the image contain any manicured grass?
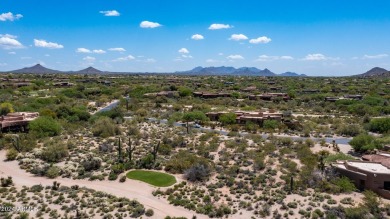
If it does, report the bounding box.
[126,170,176,187]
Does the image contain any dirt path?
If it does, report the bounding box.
[0,150,206,219]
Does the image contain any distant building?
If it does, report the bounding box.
[53,82,75,87]
[206,109,283,125]
[334,159,390,199]
[193,92,231,98]
[325,94,364,102]
[144,91,178,98]
[248,93,290,101]
[0,112,39,132]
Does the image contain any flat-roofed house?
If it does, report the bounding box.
[0,112,39,132]
[334,160,390,199]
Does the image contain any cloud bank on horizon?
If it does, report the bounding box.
[0,0,390,76]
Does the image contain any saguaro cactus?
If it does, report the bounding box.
[151,141,160,163]
[117,137,123,163]
[126,138,136,161]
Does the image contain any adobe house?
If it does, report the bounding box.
[53,82,75,87]
[333,160,390,199]
[206,110,283,125]
[0,112,39,133]
[249,93,290,101]
[343,94,363,100]
[192,91,231,98]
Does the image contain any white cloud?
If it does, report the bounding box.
[206,59,223,63]
[363,54,388,59]
[45,54,50,57]
[178,48,189,54]
[0,34,23,49]
[255,55,294,61]
[140,21,162,28]
[191,34,204,40]
[76,48,91,53]
[113,55,135,62]
[218,52,224,56]
[34,39,63,49]
[108,47,126,52]
[227,54,244,60]
[303,53,327,61]
[92,49,106,54]
[181,54,193,58]
[280,56,294,60]
[99,10,120,16]
[0,12,23,21]
[83,56,95,61]
[249,36,272,44]
[229,34,248,41]
[208,23,232,30]
[145,58,156,63]
[8,51,16,54]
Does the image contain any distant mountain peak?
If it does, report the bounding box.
[356,67,389,77]
[77,66,103,74]
[11,64,61,74]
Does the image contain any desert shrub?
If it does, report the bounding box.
[178,87,192,97]
[119,175,126,182]
[336,124,362,136]
[46,166,61,179]
[145,209,154,217]
[332,177,356,193]
[349,134,382,153]
[369,118,390,134]
[92,117,121,138]
[0,102,14,115]
[324,153,355,163]
[263,120,279,130]
[82,157,102,171]
[29,116,61,137]
[0,176,13,187]
[184,163,211,182]
[108,172,118,181]
[218,113,237,125]
[41,142,69,163]
[6,148,18,161]
[136,154,155,169]
[165,150,210,174]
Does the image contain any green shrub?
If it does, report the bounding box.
[332,177,356,193]
[41,142,69,163]
[369,118,390,134]
[145,209,154,217]
[46,166,61,179]
[92,117,121,138]
[29,116,61,137]
[349,134,382,153]
[6,148,18,161]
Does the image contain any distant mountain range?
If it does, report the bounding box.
[8,64,105,74]
[3,64,390,77]
[355,67,390,77]
[177,66,307,77]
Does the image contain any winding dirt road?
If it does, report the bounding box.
[0,150,207,219]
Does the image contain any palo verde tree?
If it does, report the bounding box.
[182,111,208,133]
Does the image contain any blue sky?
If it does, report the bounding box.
[1,0,390,75]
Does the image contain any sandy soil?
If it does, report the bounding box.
[0,150,207,219]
